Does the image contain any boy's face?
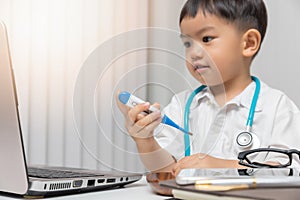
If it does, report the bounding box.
[180,11,246,86]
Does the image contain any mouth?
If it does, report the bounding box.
[193,65,209,72]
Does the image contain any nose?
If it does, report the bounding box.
[189,43,205,61]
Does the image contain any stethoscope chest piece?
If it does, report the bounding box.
[236,131,260,150]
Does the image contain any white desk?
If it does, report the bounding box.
[0,177,171,200]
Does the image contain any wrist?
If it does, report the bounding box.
[134,136,156,145]
[134,136,161,155]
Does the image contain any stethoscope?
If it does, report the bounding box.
[183,76,261,156]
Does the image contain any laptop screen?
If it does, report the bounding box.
[0,21,29,194]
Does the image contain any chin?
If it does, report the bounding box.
[196,75,225,87]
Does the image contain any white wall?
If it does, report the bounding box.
[147,0,189,106]
[253,0,300,107]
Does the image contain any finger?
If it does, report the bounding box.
[172,164,182,177]
[174,168,182,176]
[130,117,162,139]
[172,162,181,174]
[137,116,162,138]
[137,103,160,121]
[126,102,150,126]
[172,156,191,176]
[129,110,161,134]
[135,110,161,129]
[136,113,146,121]
[136,102,160,120]
[172,163,178,176]
[152,102,161,110]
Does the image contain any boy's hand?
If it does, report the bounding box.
[172,153,213,176]
[172,154,241,176]
[116,92,162,140]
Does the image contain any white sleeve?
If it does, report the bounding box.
[154,94,186,161]
[268,95,300,167]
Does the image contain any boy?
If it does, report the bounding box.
[117,0,300,175]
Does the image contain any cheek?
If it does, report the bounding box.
[206,50,225,72]
[185,51,194,67]
[185,49,193,63]
[185,60,194,72]
[209,45,240,70]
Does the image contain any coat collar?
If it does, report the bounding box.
[189,81,262,111]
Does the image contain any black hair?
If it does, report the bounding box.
[180,0,268,45]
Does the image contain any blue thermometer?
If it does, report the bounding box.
[118,91,193,136]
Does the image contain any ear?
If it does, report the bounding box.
[242,29,261,58]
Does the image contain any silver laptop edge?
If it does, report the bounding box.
[27,167,142,195]
[0,20,29,195]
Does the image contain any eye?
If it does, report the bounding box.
[183,41,192,48]
[202,36,214,43]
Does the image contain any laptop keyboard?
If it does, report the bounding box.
[28,167,104,179]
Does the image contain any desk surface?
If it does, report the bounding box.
[0,177,171,200]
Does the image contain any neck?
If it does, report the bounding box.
[209,76,252,107]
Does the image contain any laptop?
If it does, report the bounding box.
[0,21,142,198]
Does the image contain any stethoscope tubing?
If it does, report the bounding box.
[183,76,260,156]
[246,76,260,127]
[184,85,206,156]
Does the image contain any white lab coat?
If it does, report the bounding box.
[154,80,300,167]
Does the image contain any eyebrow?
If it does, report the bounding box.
[180,26,216,39]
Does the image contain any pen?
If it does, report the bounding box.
[118,91,193,136]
